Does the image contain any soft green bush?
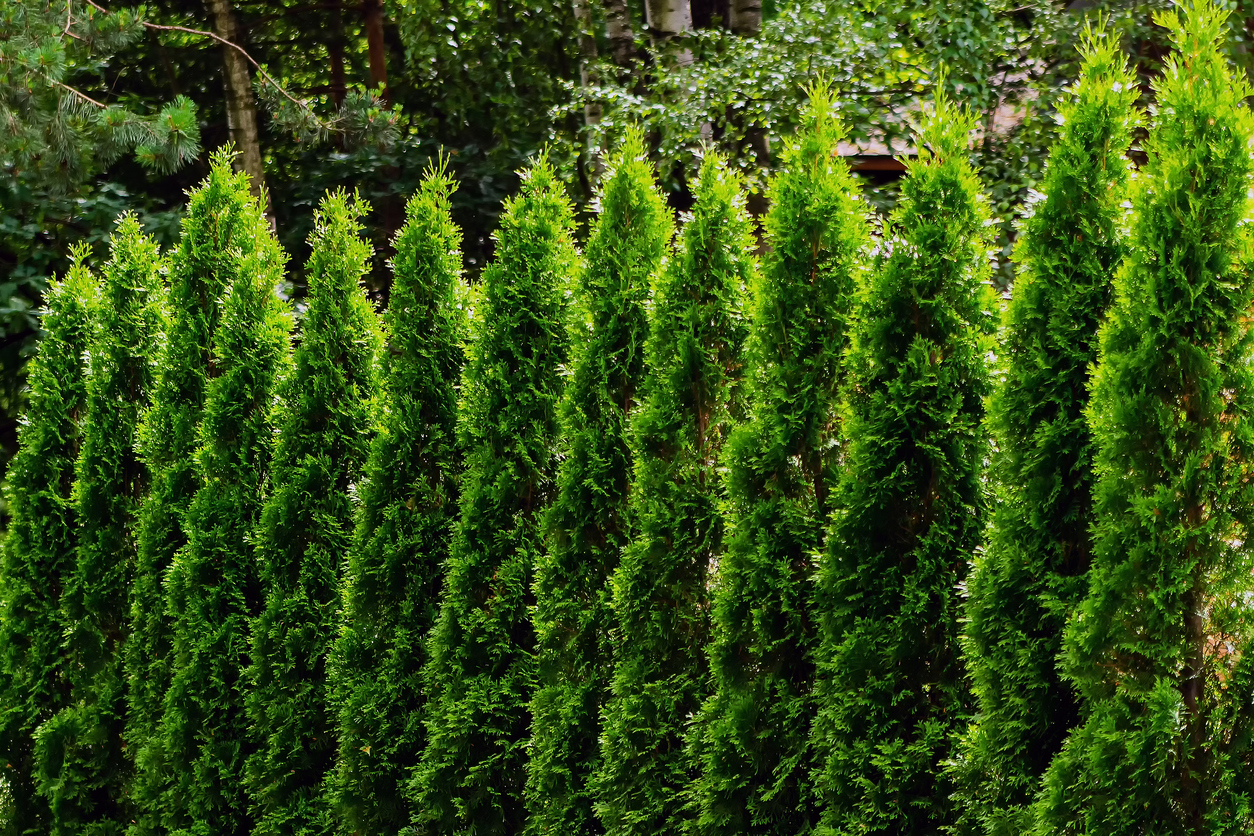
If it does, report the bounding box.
[809,88,995,836]
[525,129,671,836]
[951,26,1138,836]
[39,217,164,836]
[155,191,292,836]
[245,190,382,836]
[592,150,753,836]
[1032,3,1254,832]
[691,83,868,836]
[411,158,575,836]
[328,164,466,835]
[124,151,275,836]
[0,252,95,836]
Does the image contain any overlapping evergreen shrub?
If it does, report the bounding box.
[411,158,576,836]
[245,189,382,836]
[525,129,671,836]
[592,150,753,836]
[809,89,995,835]
[328,163,466,836]
[951,27,1138,836]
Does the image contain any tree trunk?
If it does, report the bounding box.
[573,0,602,128]
[646,0,694,66]
[329,2,347,109]
[363,0,389,100]
[728,0,761,34]
[205,0,269,215]
[602,0,636,67]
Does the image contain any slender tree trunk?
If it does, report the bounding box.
[363,0,389,100]
[206,0,269,214]
[329,2,347,109]
[646,0,694,66]
[573,0,602,128]
[602,0,636,67]
[728,0,760,33]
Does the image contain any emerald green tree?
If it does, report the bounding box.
[327,164,466,835]
[808,90,995,836]
[411,159,576,836]
[123,150,274,836]
[36,217,164,836]
[950,28,1138,836]
[690,85,868,836]
[1032,4,1254,832]
[592,151,753,836]
[246,190,382,836]
[0,255,95,836]
[153,204,292,836]
[525,130,671,836]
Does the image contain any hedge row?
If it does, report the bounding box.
[4,4,1254,835]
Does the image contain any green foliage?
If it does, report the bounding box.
[525,130,671,836]
[0,255,94,836]
[809,89,995,835]
[327,164,466,835]
[950,28,1138,836]
[152,188,292,836]
[34,219,163,836]
[245,189,382,836]
[593,150,753,836]
[0,0,200,188]
[412,158,576,836]
[1032,4,1254,832]
[691,84,868,836]
[123,151,273,836]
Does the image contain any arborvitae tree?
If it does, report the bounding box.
[950,30,1138,836]
[246,190,382,836]
[327,164,466,835]
[809,90,995,835]
[124,150,274,836]
[1032,4,1254,832]
[525,131,671,836]
[154,209,292,836]
[37,218,164,836]
[593,151,754,836]
[690,86,868,836]
[0,255,95,836]
[411,159,576,836]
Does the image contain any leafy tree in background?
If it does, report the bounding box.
[0,256,95,836]
[327,163,466,836]
[155,217,292,836]
[411,159,576,836]
[35,218,163,836]
[123,151,274,836]
[1032,4,1254,832]
[525,129,671,836]
[245,189,381,836]
[690,84,867,836]
[809,89,995,836]
[949,27,1138,836]
[592,151,753,836]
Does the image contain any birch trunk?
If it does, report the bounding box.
[205,0,269,213]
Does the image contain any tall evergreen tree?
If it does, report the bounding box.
[411,159,576,836]
[525,130,671,836]
[592,151,753,836]
[691,85,868,836]
[1032,4,1254,832]
[154,200,292,836]
[123,150,275,836]
[808,89,995,835]
[950,29,1138,836]
[37,218,164,836]
[327,163,466,836]
[0,254,95,836]
[246,189,382,836]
